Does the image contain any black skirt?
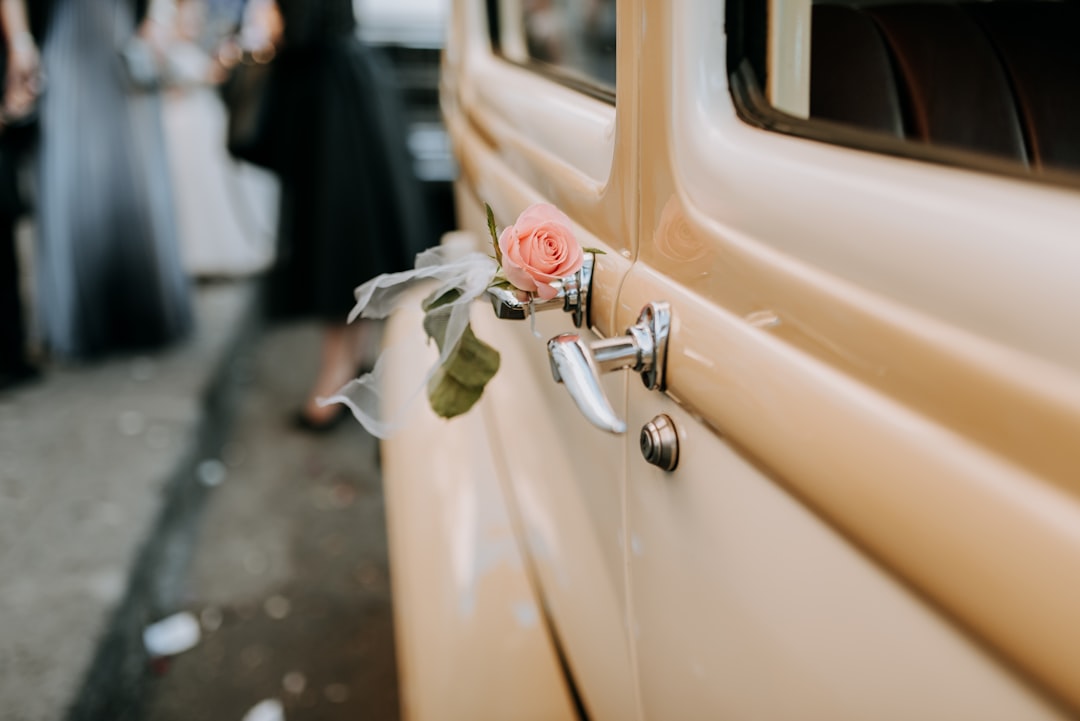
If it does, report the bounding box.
[265,35,427,322]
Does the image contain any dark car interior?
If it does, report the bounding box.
[729,0,1080,182]
[810,1,1080,174]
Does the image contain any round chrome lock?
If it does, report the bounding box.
[639,414,679,471]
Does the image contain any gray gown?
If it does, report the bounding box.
[35,0,192,360]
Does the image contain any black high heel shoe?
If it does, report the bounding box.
[292,404,349,433]
[0,363,41,393]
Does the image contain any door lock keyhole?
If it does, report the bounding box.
[640,414,679,471]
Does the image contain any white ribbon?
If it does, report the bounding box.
[320,246,499,438]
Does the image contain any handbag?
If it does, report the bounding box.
[221,52,280,171]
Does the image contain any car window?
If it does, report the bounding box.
[492,0,616,97]
[727,0,1080,185]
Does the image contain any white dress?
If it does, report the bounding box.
[161,41,279,278]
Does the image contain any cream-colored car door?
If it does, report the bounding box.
[617,1,1080,719]
[441,1,639,719]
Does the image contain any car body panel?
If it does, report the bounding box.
[380,285,578,721]
[619,1,1080,713]
[445,195,639,721]
[620,264,1075,719]
[441,0,630,266]
[626,383,1066,720]
[435,1,641,717]
[382,0,1080,718]
[472,294,638,721]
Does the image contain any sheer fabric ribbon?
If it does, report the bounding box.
[321,246,499,438]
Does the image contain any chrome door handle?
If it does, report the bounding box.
[547,302,671,434]
[547,333,626,433]
[488,253,595,327]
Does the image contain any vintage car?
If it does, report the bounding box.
[378,0,1080,719]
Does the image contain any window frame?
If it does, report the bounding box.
[724,0,1080,192]
[486,0,617,105]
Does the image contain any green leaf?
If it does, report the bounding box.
[486,203,502,266]
[421,287,461,316]
[421,295,501,418]
[581,247,607,255]
[425,320,501,418]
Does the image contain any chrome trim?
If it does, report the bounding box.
[640,414,679,471]
[547,333,627,434]
[488,253,595,327]
[547,302,672,434]
[637,302,671,391]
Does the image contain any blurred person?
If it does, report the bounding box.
[255,0,425,431]
[158,0,277,278]
[525,0,565,64]
[0,0,41,389]
[13,0,193,361]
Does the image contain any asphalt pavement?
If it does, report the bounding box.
[141,319,399,721]
[0,279,400,721]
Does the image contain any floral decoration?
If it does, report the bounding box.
[324,202,592,437]
[495,203,585,300]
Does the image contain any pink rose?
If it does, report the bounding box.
[497,203,584,300]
